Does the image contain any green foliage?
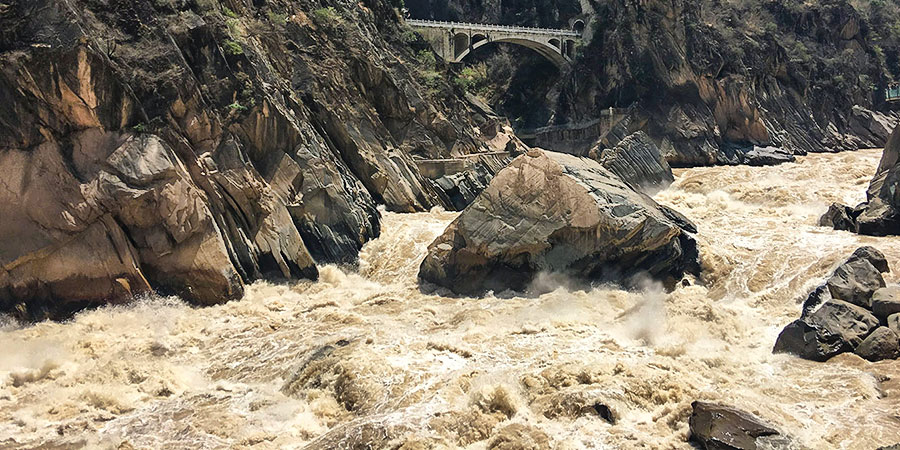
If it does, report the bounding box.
[454,64,490,96]
[228,101,248,111]
[312,7,340,25]
[267,10,288,25]
[401,29,418,44]
[132,123,147,133]
[415,50,437,70]
[223,39,244,56]
[223,6,239,18]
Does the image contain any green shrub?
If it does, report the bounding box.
[228,101,248,111]
[223,39,244,55]
[223,6,239,18]
[312,7,340,25]
[267,10,288,25]
[415,50,437,70]
[401,29,418,44]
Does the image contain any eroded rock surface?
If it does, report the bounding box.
[419,149,699,295]
[0,0,519,319]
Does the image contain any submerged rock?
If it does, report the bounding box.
[688,401,788,450]
[419,149,699,295]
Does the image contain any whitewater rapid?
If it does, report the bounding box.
[2,149,899,449]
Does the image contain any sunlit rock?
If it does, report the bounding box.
[419,149,699,295]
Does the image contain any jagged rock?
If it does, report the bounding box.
[773,300,880,361]
[850,246,891,273]
[872,286,900,319]
[854,327,900,362]
[419,149,699,295]
[590,131,674,193]
[0,0,514,319]
[800,285,833,318]
[688,401,789,450]
[739,145,795,166]
[819,203,861,232]
[825,258,885,308]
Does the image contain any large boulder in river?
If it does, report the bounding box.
[688,401,789,450]
[418,149,699,295]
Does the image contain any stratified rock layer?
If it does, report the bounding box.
[419,149,699,295]
[0,0,520,319]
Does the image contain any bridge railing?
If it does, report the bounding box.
[406,19,580,37]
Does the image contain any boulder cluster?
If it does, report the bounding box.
[774,247,900,362]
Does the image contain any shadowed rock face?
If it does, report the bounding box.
[0,0,521,319]
[821,125,900,236]
[418,149,699,295]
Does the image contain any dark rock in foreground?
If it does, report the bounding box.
[419,149,699,295]
[774,299,880,361]
[774,247,899,362]
[688,401,790,450]
[821,125,900,235]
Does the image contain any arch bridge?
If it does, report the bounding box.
[407,20,581,68]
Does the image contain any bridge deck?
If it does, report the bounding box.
[407,19,580,37]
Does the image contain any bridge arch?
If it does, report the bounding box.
[455,36,568,67]
[572,20,585,35]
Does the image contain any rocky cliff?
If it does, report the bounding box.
[409,0,900,165]
[0,0,522,319]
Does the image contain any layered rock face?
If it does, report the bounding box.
[774,247,900,362]
[409,0,900,165]
[588,131,674,193]
[418,149,699,295]
[820,125,900,235]
[0,0,521,319]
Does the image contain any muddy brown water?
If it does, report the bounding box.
[2,149,899,449]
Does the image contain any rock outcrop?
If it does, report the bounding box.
[774,247,900,362]
[410,0,900,165]
[821,125,900,235]
[418,149,699,295]
[589,131,674,193]
[688,401,790,450]
[0,0,522,319]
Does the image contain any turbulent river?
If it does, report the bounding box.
[3,149,900,449]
